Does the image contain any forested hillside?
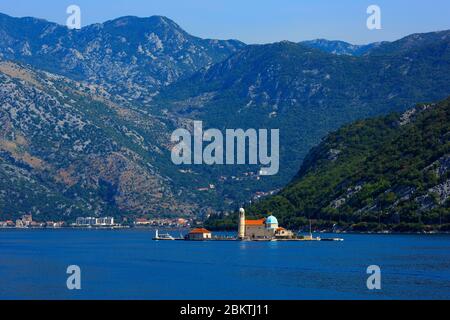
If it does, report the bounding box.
[207,97,450,232]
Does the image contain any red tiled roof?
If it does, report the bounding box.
[245,218,265,226]
[189,228,211,234]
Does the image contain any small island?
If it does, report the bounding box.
[154,208,343,242]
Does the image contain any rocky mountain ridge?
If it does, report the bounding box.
[1,12,449,221]
[0,13,245,102]
[0,59,196,220]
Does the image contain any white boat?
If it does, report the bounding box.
[152,229,175,240]
[320,237,344,241]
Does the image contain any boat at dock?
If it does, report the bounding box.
[152,230,178,240]
[320,237,344,241]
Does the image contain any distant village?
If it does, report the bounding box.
[0,214,192,229]
[0,185,280,230]
[0,214,65,229]
[0,211,344,242]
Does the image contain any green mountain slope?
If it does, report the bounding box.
[156,32,450,205]
[207,97,450,232]
[1,12,450,219]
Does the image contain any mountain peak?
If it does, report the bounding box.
[96,14,187,39]
[367,29,450,56]
[0,11,245,100]
[300,39,383,56]
[104,15,181,29]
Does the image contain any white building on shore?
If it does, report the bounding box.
[75,217,115,226]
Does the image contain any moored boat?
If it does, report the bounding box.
[152,229,175,240]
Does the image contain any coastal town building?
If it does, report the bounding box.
[96,217,115,226]
[15,219,23,228]
[5,220,14,227]
[10,214,34,228]
[75,217,115,226]
[177,218,188,226]
[75,217,96,226]
[45,221,64,228]
[21,214,33,226]
[0,216,64,229]
[30,221,44,228]
[135,218,151,225]
[134,217,191,227]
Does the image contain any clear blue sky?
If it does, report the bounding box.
[0,0,449,44]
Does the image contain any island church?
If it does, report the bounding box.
[238,208,293,240]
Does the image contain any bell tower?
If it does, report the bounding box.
[238,208,246,239]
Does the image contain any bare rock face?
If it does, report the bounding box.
[1,12,450,223]
[433,155,450,178]
[0,61,196,220]
[0,13,245,102]
[429,179,450,205]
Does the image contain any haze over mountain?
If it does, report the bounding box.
[0,12,449,221]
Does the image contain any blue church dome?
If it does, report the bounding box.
[266,215,278,225]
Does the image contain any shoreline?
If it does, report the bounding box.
[1,226,449,235]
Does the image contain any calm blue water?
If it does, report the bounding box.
[0,229,449,300]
